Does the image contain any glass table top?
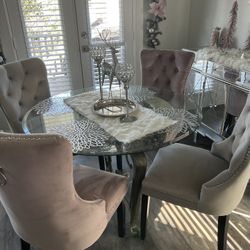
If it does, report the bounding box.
[192,60,250,93]
[22,85,201,156]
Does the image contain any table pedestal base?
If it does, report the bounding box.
[98,153,147,235]
[130,152,147,235]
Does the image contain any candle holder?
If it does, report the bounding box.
[89,46,106,100]
[115,64,137,122]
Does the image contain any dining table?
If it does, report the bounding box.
[22,84,201,234]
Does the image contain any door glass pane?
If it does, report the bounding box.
[19,0,72,95]
[87,0,125,85]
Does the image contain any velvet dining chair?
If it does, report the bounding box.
[140,93,250,249]
[0,132,128,250]
[0,58,50,133]
[141,49,195,108]
[113,49,196,174]
[0,58,111,173]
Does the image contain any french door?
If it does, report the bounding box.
[75,0,134,88]
[2,0,136,95]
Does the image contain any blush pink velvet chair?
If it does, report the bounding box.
[0,58,50,133]
[140,93,250,249]
[141,50,195,108]
[0,133,128,250]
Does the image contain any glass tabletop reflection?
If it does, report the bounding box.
[22,85,201,156]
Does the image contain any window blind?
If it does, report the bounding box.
[87,0,125,85]
[19,0,72,95]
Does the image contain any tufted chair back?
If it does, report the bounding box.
[0,58,50,133]
[200,93,250,215]
[141,50,195,108]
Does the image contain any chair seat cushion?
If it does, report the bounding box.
[73,165,128,219]
[142,143,228,210]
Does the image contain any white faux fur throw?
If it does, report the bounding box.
[196,47,250,72]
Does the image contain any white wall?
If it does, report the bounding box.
[160,0,191,49]
[144,0,191,50]
[188,0,250,49]
[143,0,250,50]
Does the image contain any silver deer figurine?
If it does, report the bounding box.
[102,46,120,89]
[99,29,121,90]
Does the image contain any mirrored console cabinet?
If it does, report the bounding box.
[187,60,250,142]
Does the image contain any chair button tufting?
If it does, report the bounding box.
[34,96,38,100]
[19,101,23,106]
[25,71,29,75]
[8,76,12,81]
[21,86,25,90]
[174,68,179,73]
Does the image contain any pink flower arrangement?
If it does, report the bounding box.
[148,0,166,18]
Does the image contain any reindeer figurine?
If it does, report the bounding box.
[102,46,120,90]
[99,29,121,90]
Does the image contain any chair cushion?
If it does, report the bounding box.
[73,165,128,220]
[142,143,228,210]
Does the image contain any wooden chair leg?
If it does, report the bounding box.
[218,215,230,250]
[141,194,149,240]
[116,155,123,174]
[20,238,30,250]
[98,156,105,171]
[117,202,126,237]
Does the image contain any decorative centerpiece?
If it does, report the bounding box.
[90,29,137,122]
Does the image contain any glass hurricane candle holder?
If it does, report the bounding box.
[90,46,106,100]
[115,63,137,122]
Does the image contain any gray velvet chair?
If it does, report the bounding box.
[0,58,50,132]
[0,132,128,250]
[141,49,195,108]
[141,93,250,249]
